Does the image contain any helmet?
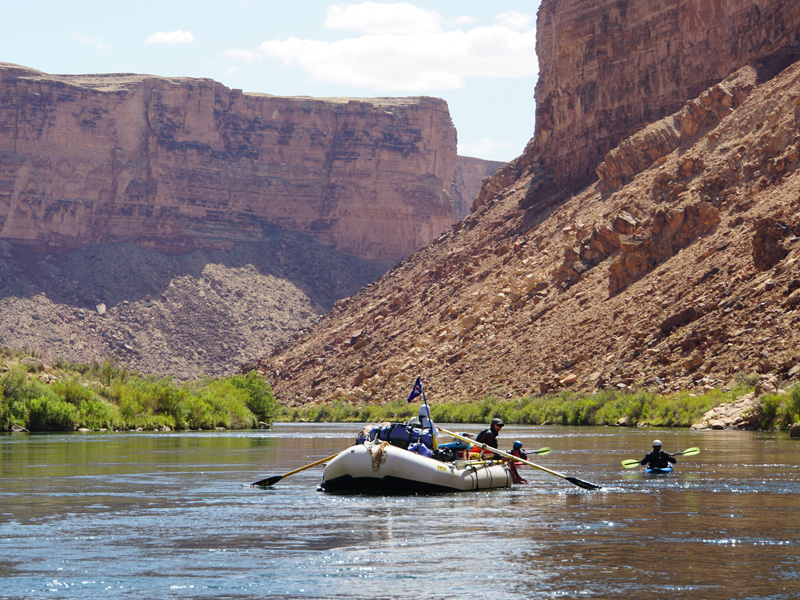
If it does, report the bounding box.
[653,439,662,447]
[513,440,522,450]
[491,418,504,427]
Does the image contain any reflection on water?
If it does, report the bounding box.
[1,424,799,599]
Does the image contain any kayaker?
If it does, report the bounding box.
[640,440,676,469]
[476,418,527,484]
[509,440,529,484]
[510,440,527,461]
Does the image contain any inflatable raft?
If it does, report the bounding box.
[319,442,512,493]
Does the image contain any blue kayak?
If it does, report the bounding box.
[646,465,674,474]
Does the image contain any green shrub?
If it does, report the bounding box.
[28,395,78,431]
[77,398,122,430]
[1,367,29,403]
[759,394,781,429]
[229,371,279,423]
[0,396,29,430]
[52,376,98,406]
[184,394,217,429]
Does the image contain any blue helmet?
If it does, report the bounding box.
[513,440,522,450]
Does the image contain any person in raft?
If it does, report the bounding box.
[475,418,528,484]
[640,439,676,469]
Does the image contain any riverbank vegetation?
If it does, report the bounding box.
[0,348,279,432]
[285,380,800,432]
[2,347,798,432]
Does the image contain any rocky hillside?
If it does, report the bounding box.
[0,235,392,379]
[259,0,800,406]
[0,64,501,379]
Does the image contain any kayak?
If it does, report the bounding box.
[320,442,512,493]
[646,465,674,474]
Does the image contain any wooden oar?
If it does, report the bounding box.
[252,451,341,487]
[440,428,601,490]
[621,446,700,469]
[475,446,550,456]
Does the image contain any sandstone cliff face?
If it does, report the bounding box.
[0,64,459,262]
[261,0,800,407]
[477,0,800,206]
[453,156,505,220]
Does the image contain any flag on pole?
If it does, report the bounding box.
[407,376,423,403]
[406,376,438,450]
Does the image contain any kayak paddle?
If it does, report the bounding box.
[252,451,341,487]
[440,428,601,490]
[621,446,700,469]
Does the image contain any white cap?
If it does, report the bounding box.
[653,439,662,446]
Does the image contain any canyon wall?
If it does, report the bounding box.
[261,0,800,406]
[453,156,505,219]
[493,0,800,200]
[0,64,461,262]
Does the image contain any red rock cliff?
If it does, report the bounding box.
[0,64,459,261]
[478,0,800,206]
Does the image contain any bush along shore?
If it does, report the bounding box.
[285,378,800,432]
[3,348,798,433]
[1,348,279,432]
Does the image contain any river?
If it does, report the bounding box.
[1,424,798,599]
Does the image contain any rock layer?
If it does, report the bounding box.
[0,63,461,262]
[261,1,800,407]
[478,0,800,206]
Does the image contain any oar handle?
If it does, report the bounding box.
[252,451,342,486]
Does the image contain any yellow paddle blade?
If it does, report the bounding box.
[621,459,641,468]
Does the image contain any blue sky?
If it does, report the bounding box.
[3,1,541,162]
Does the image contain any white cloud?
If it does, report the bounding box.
[325,2,443,35]
[144,30,196,46]
[495,12,534,32]
[72,32,110,51]
[225,3,536,93]
[223,48,259,63]
[458,137,510,159]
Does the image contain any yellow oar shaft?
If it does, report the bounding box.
[441,428,576,481]
[281,452,341,477]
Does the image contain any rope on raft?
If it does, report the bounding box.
[369,441,390,471]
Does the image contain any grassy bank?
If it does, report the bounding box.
[0,348,279,432]
[4,347,798,433]
[285,382,800,431]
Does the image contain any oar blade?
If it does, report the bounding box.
[621,459,641,469]
[532,447,551,455]
[679,447,700,457]
[566,476,602,490]
[252,475,282,487]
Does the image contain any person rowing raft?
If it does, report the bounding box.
[475,418,528,484]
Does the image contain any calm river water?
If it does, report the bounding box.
[1,423,798,600]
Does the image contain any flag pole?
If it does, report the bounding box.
[407,376,439,451]
[420,383,439,450]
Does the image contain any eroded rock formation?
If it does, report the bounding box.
[0,63,463,262]
[261,0,800,407]
[477,0,800,208]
